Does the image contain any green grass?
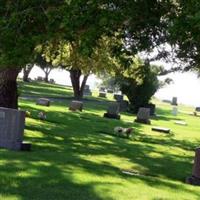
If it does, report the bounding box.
[1,81,200,200]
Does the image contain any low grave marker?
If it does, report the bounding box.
[114,94,124,102]
[36,98,50,106]
[69,101,83,111]
[152,126,170,133]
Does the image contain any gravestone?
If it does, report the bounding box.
[144,103,156,116]
[49,79,55,84]
[172,106,178,116]
[171,97,178,105]
[134,107,151,124]
[0,107,25,150]
[99,87,106,92]
[152,126,170,133]
[37,76,43,81]
[119,100,129,112]
[36,98,50,106]
[195,107,200,112]
[186,148,200,185]
[174,121,187,126]
[114,94,124,102]
[107,89,114,93]
[69,101,83,111]
[83,85,92,96]
[104,102,120,120]
[99,92,107,98]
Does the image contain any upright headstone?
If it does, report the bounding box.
[171,97,178,105]
[0,107,25,150]
[83,85,92,96]
[69,101,83,111]
[172,106,178,116]
[135,107,151,124]
[49,79,55,84]
[144,103,156,116]
[114,94,124,102]
[195,107,200,112]
[186,148,200,185]
[104,102,120,120]
[37,76,43,81]
[36,98,50,106]
[99,87,106,92]
[119,100,129,112]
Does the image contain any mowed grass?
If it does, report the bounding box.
[0,81,200,200]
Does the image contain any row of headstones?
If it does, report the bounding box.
[36,76,55,84]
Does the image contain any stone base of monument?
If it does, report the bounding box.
[103,113,120,120]
[0,141,22,150]
[36,98,50,106]
[152,126,170,133]
[20,142,31,151]
[134,118,151,124]
[186,176,200,186]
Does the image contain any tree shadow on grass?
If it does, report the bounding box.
[1,103,199,199]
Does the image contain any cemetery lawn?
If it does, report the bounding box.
[1,81,200,200]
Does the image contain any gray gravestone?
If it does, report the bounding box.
[171,97,178,105]
[49,79,55,84]
[195,107,200,112]
[152,126,170,133]
[99,92,107,98]
[104,102,120,119]
[119,100,129,112]
[114,94,124,102]
[83,85,92,96]
[99,87,106,92]
[0,107,25,150]
[186,148,200,185]
[36,98,50,106]
[69,101,83,111]
[135,107,151,124]
[37,76,43,81]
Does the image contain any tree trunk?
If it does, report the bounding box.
[0,68,20,109]
[44,72,49,83]
[69,69,89,100]
[23,64,33,82]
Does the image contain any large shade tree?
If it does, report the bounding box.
[0,1,64,108]
[0,0,175,108]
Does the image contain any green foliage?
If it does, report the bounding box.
[169,1,200,71]
[115,58,170,113]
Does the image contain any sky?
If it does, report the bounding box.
[19,65,200,107]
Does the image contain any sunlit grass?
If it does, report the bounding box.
[0,81,200,199]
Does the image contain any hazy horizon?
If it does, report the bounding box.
[19,66,200,107]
